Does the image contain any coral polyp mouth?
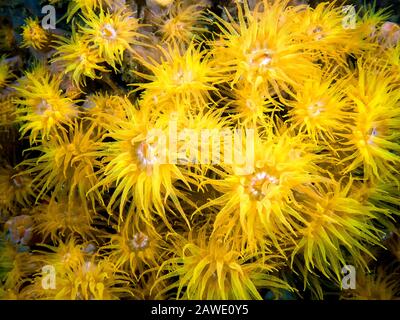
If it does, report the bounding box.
[129,232,150,251]
[248,48,274,69]
[11,176,24,189]
[246,171,279,201]
[133,140,159,169]
[35,99,53,115]
[173,68,193,86]
[353,125,380,148]
[101,23,117,40]
[307,101,324,117]
[309,25,325,40]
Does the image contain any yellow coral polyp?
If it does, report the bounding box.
[66,0,110,22]
[200,129,324,252]
[104,216,164,276]
[18,121,102,207]
[0,97,16,128]
[342,267,400,300]
[58,258,132,300]
[339,60,400,182]
[155,231,291,299]
[33,238,88,274]
[291,179,384,282]
[356,3,391,42]
[227,82,276,127]
[21,17,49,50]
[0,237,36,294]
[21,245,133,300]
[134,42,222,110]
[0,56,13,88]
[52,30,109,87]
[83,93,129,133]
[93,100,194,230]
[286,67,351,142]
[31,195,96,242]
[211,0,318,103]
[171,107,231,172]
[13,65,78,144]
[293,1,368,60]
[0,165,34,216]
[157,1,209,45]
[79,7,143,68]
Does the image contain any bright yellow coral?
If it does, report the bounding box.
[154,230,292,299]
[291,178,384,282]
[83,93,129,133]
[92,98,195,231]
[52,29,109,87]
[18,121,102,207]
[227,81,276,127]
[66,0,110,22]
[21,240,133,300]
[134,42,223,111]
[199,127,324,252]
[211,0,318,103]
[286,66,352,142]
[156,1,209,46]
[292,1,370,61]
[103,215,165,276]
[13,65,78,144]
[79,7,143,68]
[1,0,400,302]
[21,17,50,50]
[339,59,400,182]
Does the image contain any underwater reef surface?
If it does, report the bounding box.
[0,0,400,300]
